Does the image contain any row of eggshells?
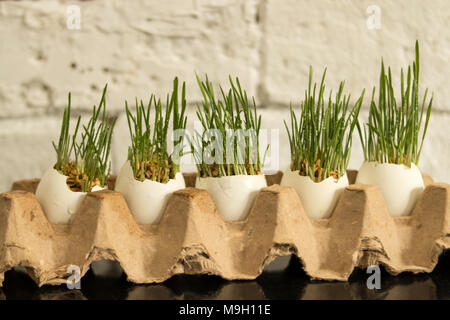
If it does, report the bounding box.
[35,160,425,225]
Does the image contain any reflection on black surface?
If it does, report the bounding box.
[1,251,450,300]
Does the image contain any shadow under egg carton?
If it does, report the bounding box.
[0,170,448,287]
[4,256,444,299]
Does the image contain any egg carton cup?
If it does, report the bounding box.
[0,171,449,287]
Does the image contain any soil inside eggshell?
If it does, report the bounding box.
[292,159,341,182]
[55,161,102,192]
[132,159,177,184]
[199,164,262,178]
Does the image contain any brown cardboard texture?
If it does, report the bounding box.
[0,170,449,287]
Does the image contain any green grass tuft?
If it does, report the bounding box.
[125,77,187,183]
[53,85,116,192]
[285,66,364,182]
[193,74,268,177]
[357,41,433,167]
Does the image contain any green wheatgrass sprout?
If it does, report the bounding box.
[125,77,187,183]
[193,74,268,178]
[53,92,80,176]
[285,66,365,182]
[357,41,433,167]
[53,85,116,192]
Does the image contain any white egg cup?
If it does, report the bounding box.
[356,161,424,217]
[36,168,104,224]
[280,169,349,219]
[195,174,267,222]
[114,161,186,225]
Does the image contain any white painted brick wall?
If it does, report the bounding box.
[0,0,449,192]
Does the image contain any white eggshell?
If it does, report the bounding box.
[356,161,424,217]
[195,175,267,222]
[36,168,104,224]
[280,169,348,219]
[114,161,186,224]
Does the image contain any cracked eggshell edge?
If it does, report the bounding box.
[35,168,104,224]
[280,169,349,219]
[195,174,267,222]
[356,161,424,217]
[114,160,186,225]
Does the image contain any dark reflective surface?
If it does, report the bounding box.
[1,251,450,300]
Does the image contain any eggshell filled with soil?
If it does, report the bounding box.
[280,169,348,219]
[35,168,103,224]
[356,161,424,216]
[195,174,267,222]
[114,161,185,224]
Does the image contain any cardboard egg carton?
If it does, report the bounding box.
[0,170,449,287]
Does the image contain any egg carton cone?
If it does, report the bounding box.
[0,170,449,287]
